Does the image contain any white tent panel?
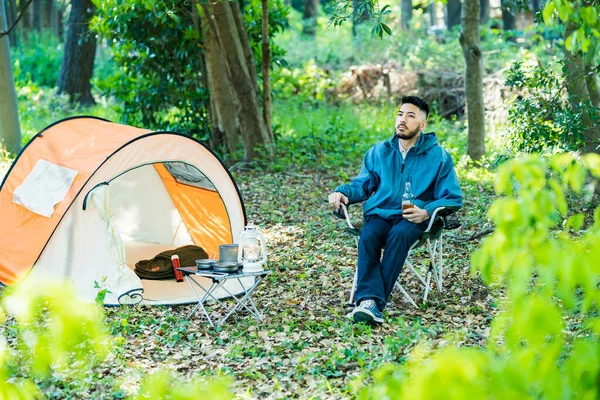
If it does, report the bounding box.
[30,201,144,305]
[109,164,192,246]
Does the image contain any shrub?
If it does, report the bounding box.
[504,61,589,154]
[359,153,600,399]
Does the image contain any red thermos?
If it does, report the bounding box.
[171,255,184,282]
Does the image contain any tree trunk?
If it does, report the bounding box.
[401,0,412,29]
[446,0,461,30]
[302,0,318,36]
[564,22,600,155]
[49,0,59,37]
[531,0,541,13]
[56,2,63,39]
[205,0,272,160]
[4,0,17,46]
[0,0,21,154]
[231,1,259,97]
[261,0,273,141]
[18,0,31,32]
[57,0,96,105]
[584,62,600,108]
[460,0,486,161]
[429,1,436,27]
[199,5,239,155]
[43,0,55,31]
[501,0,516,31]
[480,0,489,24]
[31,0,41,31]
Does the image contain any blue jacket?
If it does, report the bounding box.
[335,132,462,220]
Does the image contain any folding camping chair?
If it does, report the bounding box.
[334,203,460,308]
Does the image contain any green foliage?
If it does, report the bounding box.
[543,0,600,54]
[505,61,587,153]
[0,280,110,397]
[360,153,600,399]
[326,0,392,39]
[14,84,119,144]
[132,371,232,400]
[91,0,210,137]
[91,0,289,139]
[272,60,334,102]
[242,0,290,70]
[270,99,393,177]
[0,280,236,398]
[11,32,63,88]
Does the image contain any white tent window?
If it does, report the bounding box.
[13,159,78,218]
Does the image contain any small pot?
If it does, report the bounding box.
[196,259,215,270]
[219,244,239,263]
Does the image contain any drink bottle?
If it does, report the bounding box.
[402,181,414,210]
[171,255,184,282]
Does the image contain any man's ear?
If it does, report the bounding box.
[420,119,428,131]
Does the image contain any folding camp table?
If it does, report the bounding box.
[178,267,271,327]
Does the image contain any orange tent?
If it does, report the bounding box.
[0,117,247,305]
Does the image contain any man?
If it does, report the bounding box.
[328,96,462,324]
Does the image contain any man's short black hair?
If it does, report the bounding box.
[401,96,429,119]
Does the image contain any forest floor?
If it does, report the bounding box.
[89,164,495,399]
[0,157,497,398]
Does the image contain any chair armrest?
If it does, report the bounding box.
[338,203,358,231]
[425,206,460,232]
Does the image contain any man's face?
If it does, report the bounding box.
[395,103,428,140]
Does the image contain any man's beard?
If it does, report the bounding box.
[396,125,420,140]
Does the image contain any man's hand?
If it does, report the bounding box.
[402,205,430,223]
[328,192,349,211]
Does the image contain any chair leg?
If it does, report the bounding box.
[395,281,418,308]
[347,267,358,306]
[427,236,444,293]
[437,233,444,292]
[424,264,432,303]
[405,258,429,288]
[346,236,360,307]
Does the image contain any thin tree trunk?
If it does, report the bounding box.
[43,0,54,31]
[31,0,40,31]
[191,1,209,104]
[302,0,317,36]
[584,63,600,108]
[56,2,63,39]
[57,0,96,105]
[352,0,358,37]
[531,0,541,13]
[564,22,600,155]
[460,0,486,161]
[401,0,412,29]
[4,0,17,45]
[446,0,461,29]
[429,1,436,27]
[501,0,516,31]
[480,0,489,24]
[199,5,239,155]
[261,0,273,141]
[0,0,21,154]
[231,1,259,97]
[205,0,272,160]
[19,0,31,32]
[49,0,58,37]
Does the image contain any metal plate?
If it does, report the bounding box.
[212,261,242,272]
